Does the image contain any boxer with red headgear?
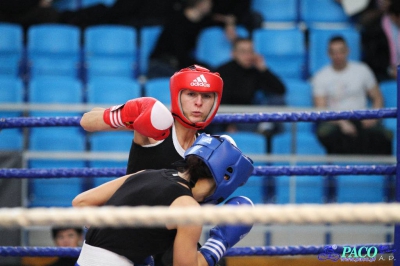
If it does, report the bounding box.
[170,65,223,130]
[79,65,224,266]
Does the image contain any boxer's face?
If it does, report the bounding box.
[180,89,215,123]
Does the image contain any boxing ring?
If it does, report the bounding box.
[0,68,399,265]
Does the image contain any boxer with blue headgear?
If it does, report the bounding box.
[183,133,254,204]
[182,133,255,266]
[74,133,254,266]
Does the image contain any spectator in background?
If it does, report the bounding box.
[21,227,83,266]
[0,0,58,31]
[361,0,399,81]
[211,38,286,134]
[47,227,83,266]
[312,36,392,155]
[148,0,237,78]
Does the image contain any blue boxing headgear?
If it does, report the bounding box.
[184,133,254,204]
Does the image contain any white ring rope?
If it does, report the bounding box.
[1,204,400,228]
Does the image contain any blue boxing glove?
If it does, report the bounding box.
[140,256,154,266]
[199,196,254,266]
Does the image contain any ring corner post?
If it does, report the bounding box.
[395,64,400,266]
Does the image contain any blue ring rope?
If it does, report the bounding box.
[0,108,396,128]
[0,244,393,257]
[0,165,395,179]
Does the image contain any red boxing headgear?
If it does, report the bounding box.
[170,65,223,130]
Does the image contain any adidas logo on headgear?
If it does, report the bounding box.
[190,74,210,87]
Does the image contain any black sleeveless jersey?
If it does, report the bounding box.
[126,129,184,174]
[85,169,193,264]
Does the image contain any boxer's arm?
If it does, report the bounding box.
[81,98,173,141]
[72,171,143,207]
[103,97,173,140]
[80,107,129,132]
[170,196,209,266]
[81,108,159,146]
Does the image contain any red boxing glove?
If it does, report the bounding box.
[103,97,173,140]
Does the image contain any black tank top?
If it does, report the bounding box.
[85,169,193,264]
[126,129,185,174]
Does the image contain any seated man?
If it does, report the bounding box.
[312,35,392,155]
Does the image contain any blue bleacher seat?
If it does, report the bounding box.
[300,0,351,27]
[272,131,325,155]
[81,0,116,7]
[227,132,266,155]
[379,80,396,149]
[227,176,265,204]
[86,57,135,79]
[252,0,298,24]
[89,131,133,153]
[0,76,24,117]
[272,132,293,154]
[253,28,305,79]
[379,80,397,108]
[84,25,137,79]
[28,76,83,103]
[0,23,23,76]
[143,78,171,105]
[87,77,141,104]
[28,76,83,117]
[29,127,85,151]
[275,175,325,204]
[27,24,81,78]
[28,160,85,207]
[0,78,24,149]
[90,161,126,187]
[284,78,313,107]
[221,132,266,203]
[89,131,132,186]
[0,129,23,151]
[28,127,86,207]
[336,175,385,203]
[308,27,361,76]
[383,119,396,133]
[139,26,163,75]
[195,26,249,69]
[285,121,314,134]
[296,132,326,155]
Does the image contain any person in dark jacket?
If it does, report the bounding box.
[213,37,286,133]
[361,0,400,81]
[148,0,237,78]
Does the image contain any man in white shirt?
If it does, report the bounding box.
[312,36,392,154]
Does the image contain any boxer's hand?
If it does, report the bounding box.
[103,97,173,140]
[200,196,254,266]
